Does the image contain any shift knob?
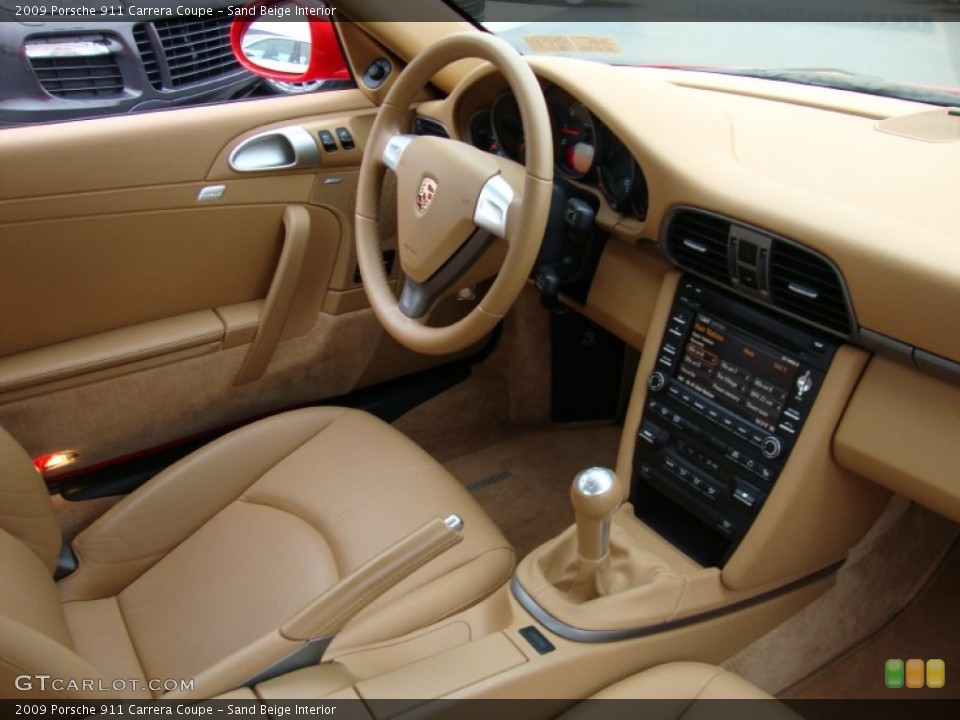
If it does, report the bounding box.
[571,467,622,562]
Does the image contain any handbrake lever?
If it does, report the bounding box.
[281,514,464,642]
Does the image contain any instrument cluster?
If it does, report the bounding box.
[466,85,649,220]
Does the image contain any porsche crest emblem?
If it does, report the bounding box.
[416,177,437,216]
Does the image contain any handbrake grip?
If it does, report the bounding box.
[280,514,464,642]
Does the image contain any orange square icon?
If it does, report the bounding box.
[926,659,945,689]
[905,658,925,688]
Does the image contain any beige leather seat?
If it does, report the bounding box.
[0,408,514,700]
[577,663,776,701]
[560,663,798,720]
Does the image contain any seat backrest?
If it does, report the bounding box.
[0,526,105,700]
[0,427,61,574]
[0,429,104,699]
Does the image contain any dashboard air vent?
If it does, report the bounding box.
[769,242,853,336]
[413,116,449,138]
[665,210,731,285]
[133,24,163,90]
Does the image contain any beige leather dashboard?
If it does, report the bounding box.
[423,57,960,365]
[417,56,960,522]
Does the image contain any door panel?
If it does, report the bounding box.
[1,207,283,355]
[0,85,467,482]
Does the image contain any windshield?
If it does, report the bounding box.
[481,8,960,105]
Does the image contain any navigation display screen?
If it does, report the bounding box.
[677,313,800,432]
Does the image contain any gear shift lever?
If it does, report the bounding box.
[571,467,622,562]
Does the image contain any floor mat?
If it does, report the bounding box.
[443,424,622,560]
[781,539,960,699]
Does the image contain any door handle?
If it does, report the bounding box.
[228,126,320,173]
[234,205,310,385]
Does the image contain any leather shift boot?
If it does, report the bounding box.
[535,524,680,604]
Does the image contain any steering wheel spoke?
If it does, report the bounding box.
[473,175,515,240]
[381,134,417,171]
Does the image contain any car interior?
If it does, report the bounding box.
[1,0,958,711]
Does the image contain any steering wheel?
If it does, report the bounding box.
[356,32,553,355]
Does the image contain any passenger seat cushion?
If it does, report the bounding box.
[58,408,353,602]
[0,426,61,573]
[118,499,339,682]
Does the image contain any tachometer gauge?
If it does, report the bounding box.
[467,109,497,154]
[491,92,525,162]
[556,101,598,180]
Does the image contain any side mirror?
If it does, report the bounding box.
[230,1,350,83]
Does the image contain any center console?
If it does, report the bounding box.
[632,278,838,567]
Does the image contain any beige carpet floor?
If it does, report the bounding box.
[442,424,622,560]
[781,539,960,699]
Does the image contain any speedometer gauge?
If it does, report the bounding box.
[555,101,598,180]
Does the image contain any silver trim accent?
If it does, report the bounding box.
[681,238,708,253]
[914,349,960,386]
[574,467,616,497]
[26,41,113,59]
[474,174,514,238]
[787,281,820,300]
[511,576,638,643]
[444,514,465,532]
[196,185,226,202]
[382,134,417,171]
[228,126,320,173]
[510,560,843,644]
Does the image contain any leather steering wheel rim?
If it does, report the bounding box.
[355,32,553,355]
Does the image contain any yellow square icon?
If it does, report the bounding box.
[926,659,945,689]
[906,658,925,688]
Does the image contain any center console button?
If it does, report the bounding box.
[638,421,670,449]
[648,371,667,393]
[756,464,776,482]
[761,436,783,459]
[733,479,762,509]
[716,518,738,537]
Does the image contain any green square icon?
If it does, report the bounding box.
[886,659,905,688]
